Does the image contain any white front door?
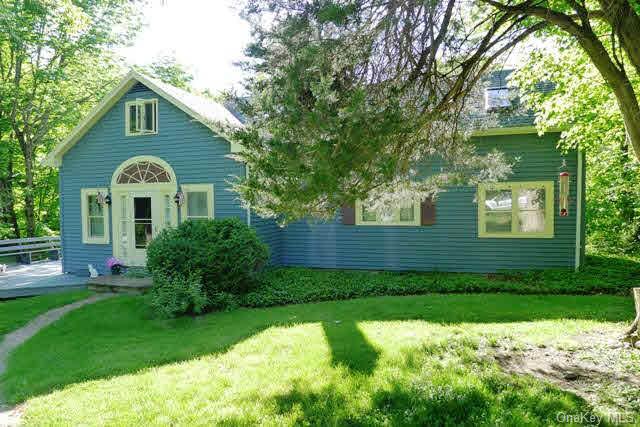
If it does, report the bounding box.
[112,190,176,266]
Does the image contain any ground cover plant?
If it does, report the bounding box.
[241,252,640,309]
[1,292,636,425]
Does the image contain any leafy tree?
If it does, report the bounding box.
[513,40,640,252]
[232,0,543,222]
[0,0,141,237]
[137,54,194,90]
[484,0,640,162]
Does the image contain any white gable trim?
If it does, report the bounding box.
[43,70,242,167]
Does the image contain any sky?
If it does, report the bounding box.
[119,0,551,94]
[119,0,251,94]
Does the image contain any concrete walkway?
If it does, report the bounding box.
[0,293,116,426]
[0,261,87,299]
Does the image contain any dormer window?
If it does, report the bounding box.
[125,99,158,136]
[485,87,512,111]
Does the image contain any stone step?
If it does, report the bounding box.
[87,275,152,294]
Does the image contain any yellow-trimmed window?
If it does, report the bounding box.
[181,184,214,220]
[355,200,420,226]
[81,188,110,244]
[478,181,554,238]
[125,99,158,136]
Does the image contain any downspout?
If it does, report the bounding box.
[246,163,251,227]
[574,149,584,271]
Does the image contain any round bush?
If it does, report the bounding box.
[147,218,270,299]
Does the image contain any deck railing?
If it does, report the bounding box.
[0,236,61,264]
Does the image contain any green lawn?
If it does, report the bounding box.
[0,291,91,336]
[2,293,636,426]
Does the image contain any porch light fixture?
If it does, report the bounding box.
[97,191,112,206]
[174,190,185,206]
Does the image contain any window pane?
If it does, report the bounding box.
[144,102,155,131]
[129,105,137,132]
[485,212,512,233]
[134,197,152,219]
[187,191,208,217]
[88,195,103,216]
[135,222,152,248]
[518,188,546,233]
[89,217,104,237]
[361,206,376,222]
[485,88,511,109]
[399,206,414,222]
[485,189,512,212]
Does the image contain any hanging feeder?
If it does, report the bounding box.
[559,171,569,216]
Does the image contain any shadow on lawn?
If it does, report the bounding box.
[266,343,596,427]
[0,292,634,405]
[322,321,380,375]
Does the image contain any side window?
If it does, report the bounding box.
[355,200,420,226]
[478,181,554,238]
[81,188,110,244]
[125,99,158,136]
[181,184,214,220]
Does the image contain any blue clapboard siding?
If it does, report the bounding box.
[59,77,583,274]
[278,133,582,272]
[60,84,246,275]
[251,215,283,265]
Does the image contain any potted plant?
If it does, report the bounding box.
[106,257,125,275]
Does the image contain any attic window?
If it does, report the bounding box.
[125,99,158,135]
[485,87,512,111]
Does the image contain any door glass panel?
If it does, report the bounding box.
[164,194,172,227]
[134,197,152,249]
[187,191,208,218]
[120,195,129,257]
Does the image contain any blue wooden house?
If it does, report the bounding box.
[44,70,585,276]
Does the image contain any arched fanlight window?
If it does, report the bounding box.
[116,161,172,184]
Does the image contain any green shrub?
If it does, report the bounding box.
[147,218,269,303]
[146,271,208,318]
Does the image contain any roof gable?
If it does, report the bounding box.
[43,70,242,167]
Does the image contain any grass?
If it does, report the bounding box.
[0,291,91,336]
[2,292,636,425]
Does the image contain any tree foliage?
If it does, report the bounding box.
[484,0,640,162]
[231,0,543,223]
[136,54,194,90]
[514,38,640,252]
[0,0,141,238]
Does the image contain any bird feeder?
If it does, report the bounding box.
[559,171,569,216]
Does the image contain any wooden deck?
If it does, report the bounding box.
[88,275,152,294]
[0,261,87,299]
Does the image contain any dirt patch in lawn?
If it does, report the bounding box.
[485,329,640,417]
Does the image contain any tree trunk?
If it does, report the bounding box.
[625,288,640,346]
[16,131,36,237]
[0,144,21,238]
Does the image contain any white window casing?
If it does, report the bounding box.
[81,188,110,244]
[125,99,158,136]
[181,184,214,221]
